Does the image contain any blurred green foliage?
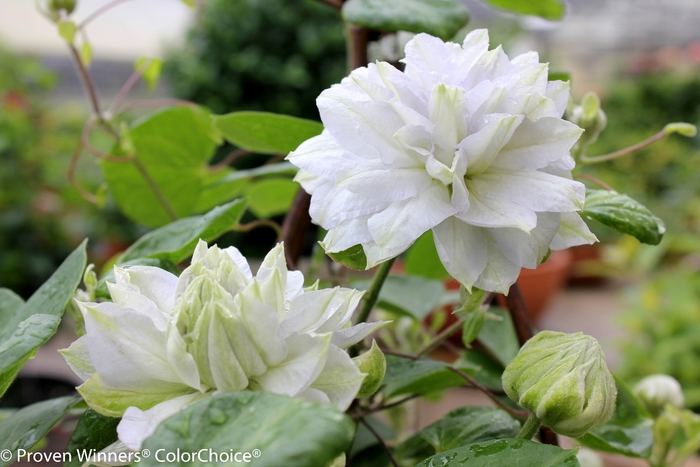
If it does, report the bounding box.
[0,48,139,298]
[164,0,347,119]
[617,269,700,410]
[584,72,700,245]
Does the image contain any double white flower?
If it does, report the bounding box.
[288,30,596,293]
[62,241,384,451]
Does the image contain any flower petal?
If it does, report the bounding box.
[118,392,207,450]
[474,234,523,294]
[309,345,366,411]
[80,302,185,387]
[253,333,331,397]
[432,218,488,291]
[472,169,585,213]
[59,335,94,382]
[368,181,456,250]
[490,117,583,172]
[551,212,598,250]
[331,321,390,349]
[113,266,178,315]
[490,212,561,269]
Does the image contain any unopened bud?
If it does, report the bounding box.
[502,330,617,437]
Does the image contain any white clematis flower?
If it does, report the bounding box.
[288,30,597,293]
[61,241,385,451]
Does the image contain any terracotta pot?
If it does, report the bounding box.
[567,243,606,286]
[514,249,574,319]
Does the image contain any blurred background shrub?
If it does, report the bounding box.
[0,47,140,298]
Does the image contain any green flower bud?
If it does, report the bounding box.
[502,331,617,437]
[569,91,607,155]
[633,374,684,418]
[46,0,77,21]
[352,340,385,398]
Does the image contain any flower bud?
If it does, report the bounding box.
[633,374,684,418]
[352,340,385,398]
[47,0,77,20]
[502,331,617,437]
[569,91,607,154]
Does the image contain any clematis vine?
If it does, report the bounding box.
[288,29,597,293]
[61,241,385,452]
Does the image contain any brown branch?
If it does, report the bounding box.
[504,283,535,346]
[358,418,399,467]
[281,188,312,270]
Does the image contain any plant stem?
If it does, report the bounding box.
[235,219,283,242]
[417,292,494,356]
[417,317,464,356]
[381,349,529,419]
[575,174,614,191]
[358,418,399,467]
[356,257,395,325]
[580,130,666,164]
[68,44,103,118]
[108,67,144,115]
[517,415,542,440]
[78,0,134,30]
[67,142,98,204]
[208,148,251,172]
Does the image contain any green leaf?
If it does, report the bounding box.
[482,0,565,20]
[342,0,470,41]
[0,241,87,397]
[212,111,323,155]
[476,307,519,367]
[326,244,368,270]
[246,178,299,218]
[65,409,120,467]
[135,57,163,91]
[58,20,77,44]
[421,406,521,453]
[416,439,580,467]
[583,189,666,245]
[0,396,81,467]
[196,162,298,213]
[394,432,435,467]
[579,379,654,458]
[103,106,220,227]
[461,308,486,347]
[382,355,477,398]
[405,231,450,280]
[352,275,445,321]
[80,40,93,67]
[138,392,355,467]
[119,199,247,264]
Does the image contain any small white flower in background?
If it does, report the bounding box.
[61,241,385,452]
[288,29,597,294]
[633,374,685,417]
